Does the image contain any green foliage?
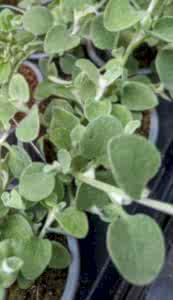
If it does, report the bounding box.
[19,163,55,202]
[44,25,80,55]
[49,241,71,269]
[19,238,52,280]
[16,105,40,142]
[23,6,53,35]
[108,135,161,199]
[9,74,30,104]
[0,0,172,291]
[122,81,158,111]
[0,214,33,241]
[107,214,165,285]
[104,0,139,32]
[156,47,173,89]
[8,145,31,178]
[80,116,123,161]
[56,207,89,238]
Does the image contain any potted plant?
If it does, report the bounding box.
[0,0,173,299]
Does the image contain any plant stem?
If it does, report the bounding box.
[135,198,173,216]
[123,32,145,65]
[39,209,56,238]
[147,0,159,14]
[76,173,173,216]
[76,173,128,204]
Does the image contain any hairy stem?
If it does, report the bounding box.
[76,173,173,216]
[39,209,56,238]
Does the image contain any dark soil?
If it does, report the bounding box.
[0,0,18,4]
[12,64,39,125]
[137,110,150,138]
[8,235,68,300]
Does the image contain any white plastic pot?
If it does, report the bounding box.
[149,109,159,144]
[22,60,43,83]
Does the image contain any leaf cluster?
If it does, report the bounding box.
[0,0,173,292]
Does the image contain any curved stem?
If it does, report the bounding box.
[39,209,56,238]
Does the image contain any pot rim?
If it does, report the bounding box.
[149,109,159,144]
[22,60,43,83]
[62,236,80,300]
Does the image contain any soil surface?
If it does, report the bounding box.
[137,110,150,138]
[8,235,68,300]
[12,64,39,125]
[1,0,18,4]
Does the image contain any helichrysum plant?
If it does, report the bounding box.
[1,0,173,295]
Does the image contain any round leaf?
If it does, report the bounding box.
[49,241,71,269]
[9,74,30,103]
[152,17,173,42]
[108,135,161,199]
[91,15,117,50]
[156,48,173,90]
[107,214,165,285]
[1,214,33,241]
[20,238,52,281]
[112,104,133,127]
[76,183,110,210]
[85,99,112,121]
[56,207,89,238]
[75,59,99,85]
[8,145,31,178]
[80,115,123,160]
[19,163,55,202]
[44,25,80,55]
[122,81,158,111]
[16,105,40,142]
[104,0,139,32]
[23,6,53,35]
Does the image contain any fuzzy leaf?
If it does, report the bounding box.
[152,17,173,42]
[56,207,88,238]
[16,105,40,142]
[50,107,79,132]
[1,214,33,241]
[76,183,110,210]
[23,6,53,35]
[111,104,133,127]
[91,15,117,50]
[85,99,112,121]
[44,25,80,55]
[108,135,161,199]
[0,95,17,128]
[58,149,72,174]
[50,128,72,150]
[156,48,173,89]
[20,238,52,281]
[76,59,99,85]
[8,145,31,178]
[1,190,25,210]
[122,81,158,111]
[0,62,11,84]
[19,163,55,202]
[9,74,30,103]
[107,214,165,285]
[104,0,139,32]
[70,124,86,147]
[80,116,123,161]
[49,241,71,269]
